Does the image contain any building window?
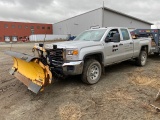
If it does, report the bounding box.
[18,25,22,29]
[37,26,40,29]
[31,29,34,35]
[47,27,50,29]
[12,25,15,28]
[25,26,28,29]
[31,26,34,29]
[42,27,45,29]
[4,24,8,28]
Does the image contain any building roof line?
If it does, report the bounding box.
[54,6,153,25]
[53,7,102,25]
[103,7,153,25]
[0,21,52,25]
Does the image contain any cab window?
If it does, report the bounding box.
[121,29,130,40]
[74,29,106,41]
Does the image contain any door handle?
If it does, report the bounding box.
[130,42,133,44]
[119,43,123,46]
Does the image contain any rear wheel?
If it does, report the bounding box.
[136,50,147,66]
[154,52,159,56]
[81,59,102,84]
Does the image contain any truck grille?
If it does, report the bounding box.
[49,48,64,67]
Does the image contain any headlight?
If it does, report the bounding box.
[66,49,79,55]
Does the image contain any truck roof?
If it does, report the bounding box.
[89,27,128,30]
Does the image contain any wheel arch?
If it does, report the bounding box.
[141,45,148,55]
[83,52,104,65]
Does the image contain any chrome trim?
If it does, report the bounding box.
[62,61,83,66]
[62,61,83,75]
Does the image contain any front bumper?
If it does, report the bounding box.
[62,61,83,75]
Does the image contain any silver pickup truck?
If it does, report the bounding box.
[45,27,151,84]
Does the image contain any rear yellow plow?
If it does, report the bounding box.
[5,51,52,94]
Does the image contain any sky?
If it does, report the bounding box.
[0,0,159,28]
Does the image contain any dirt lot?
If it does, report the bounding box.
[1,42,160,120]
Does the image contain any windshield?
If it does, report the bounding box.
[74,29,107,41]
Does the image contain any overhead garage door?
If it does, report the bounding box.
[5,36,10,42]
[12,36,18,42]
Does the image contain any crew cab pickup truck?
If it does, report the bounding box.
[44,27,151,84]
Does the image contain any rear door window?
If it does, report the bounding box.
[121,29,130,40]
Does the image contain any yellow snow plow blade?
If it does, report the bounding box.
[5,51,52,94]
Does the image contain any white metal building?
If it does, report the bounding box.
[53,7,153,36]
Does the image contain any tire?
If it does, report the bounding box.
[81,59,102,84]
[154,52,159,56]
[135,50,147,66]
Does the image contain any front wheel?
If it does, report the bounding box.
[81,59,102,84]
[135,50,147,66]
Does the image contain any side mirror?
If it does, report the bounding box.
[105,37,110,42]
[112,33,120,42]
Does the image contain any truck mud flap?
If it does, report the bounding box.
[5,51,52,94]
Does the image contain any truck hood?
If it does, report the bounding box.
[45,41,103,49]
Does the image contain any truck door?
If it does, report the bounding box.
[120,28,134,59]
[104,28,125,65]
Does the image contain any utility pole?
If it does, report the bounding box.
[103,1,104,8]
[102,1,105,27]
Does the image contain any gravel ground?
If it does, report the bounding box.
[0,42,160,120]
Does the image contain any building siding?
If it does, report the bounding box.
[0,21,53,42]
[53,7,151,36]
[103,9,151,30]
[53,8,103,36]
